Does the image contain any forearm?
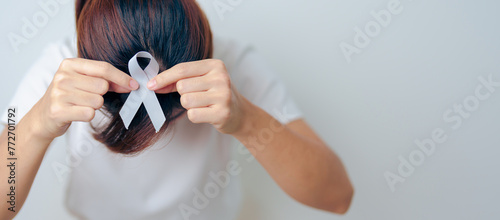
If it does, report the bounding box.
[233,99,353,213]
[0,112,53,219]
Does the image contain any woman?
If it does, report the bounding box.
[0,0,353,219]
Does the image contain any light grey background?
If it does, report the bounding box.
[1,0,500,219]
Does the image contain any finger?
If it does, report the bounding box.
[154,84,176,94]
[186,107,219,124]
[148,59,222,91]
[58,105,96,123]
[175,75,213,95]
[61,58,139,92]
[109,81,137,93]
[63,89,104,110]
[59,73,110,95]
[180,91,214,109]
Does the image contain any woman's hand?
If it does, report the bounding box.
[147,59,250,134]
[28,58,139,141]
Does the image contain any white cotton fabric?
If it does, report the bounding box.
[1,36,302,220]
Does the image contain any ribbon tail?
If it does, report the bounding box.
[142,91,166,133]
[119,91,142,129]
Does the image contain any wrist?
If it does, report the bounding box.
[230,95,261,138]
[20,111,55,146]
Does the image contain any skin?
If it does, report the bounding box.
[0,58,353,219]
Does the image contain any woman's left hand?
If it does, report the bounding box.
[147,59,250,134]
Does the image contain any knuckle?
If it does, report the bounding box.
[180,94,189,107]
[93,96,104,109]
[59,58,73,70]
[219,108,231,121]
[187,109,197,122]
[95,79,109,94]
[215,73,231,87]
[48,105,61,120]
[82,108,95,122]
[211,59,225,68]
[53,72,67,86]
[51,88,65,101]
[176,80,185,93]
[96,61,111,73]
[221,90,232,105]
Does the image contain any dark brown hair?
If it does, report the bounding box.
[76,0,213,154]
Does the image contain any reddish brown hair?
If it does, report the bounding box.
[76,0,213,154]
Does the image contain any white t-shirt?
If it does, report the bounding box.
[1,36,302,220]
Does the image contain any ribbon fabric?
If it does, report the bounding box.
[119,51,166,133]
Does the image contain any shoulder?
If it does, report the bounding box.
[211,36,279,85]
[44,37,78,61]
[30,37,78,80]
[18,37,77,88]
[212,35,254,72]
[212,37,303,125]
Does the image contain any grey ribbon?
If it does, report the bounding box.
[119,51,166,132]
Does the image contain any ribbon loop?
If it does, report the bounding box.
[119,51,166,133]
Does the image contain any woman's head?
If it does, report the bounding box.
[76,0,212,154]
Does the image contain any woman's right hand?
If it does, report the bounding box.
[28,58,139,141]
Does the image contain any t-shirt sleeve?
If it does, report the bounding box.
[1,43,67,125]
[228,44,303,125]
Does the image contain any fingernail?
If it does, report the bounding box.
[147,79,156,90]
[130,79,139,90]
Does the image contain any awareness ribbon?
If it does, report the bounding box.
[119,51,166,133]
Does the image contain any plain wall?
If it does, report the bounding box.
[1,0,500,219]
